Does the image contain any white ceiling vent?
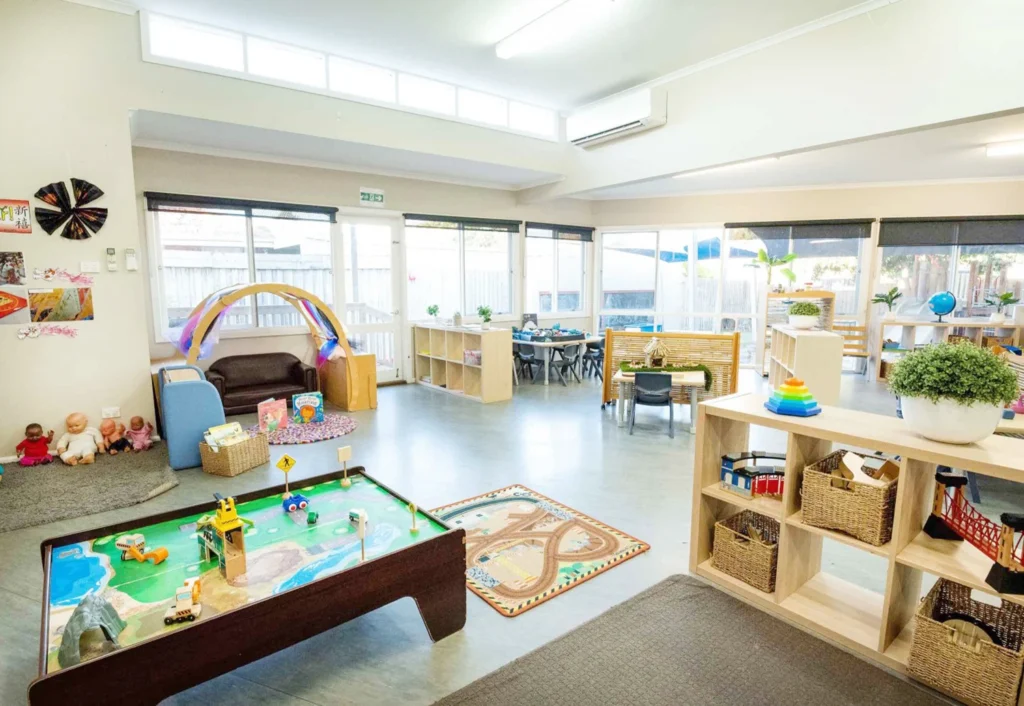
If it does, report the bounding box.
[566,89,666,148]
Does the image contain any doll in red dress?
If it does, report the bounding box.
[16,423,55,466]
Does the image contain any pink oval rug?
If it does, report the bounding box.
[247,413,358,445]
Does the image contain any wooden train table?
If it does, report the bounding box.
[29,468,466,706]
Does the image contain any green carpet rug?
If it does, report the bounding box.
[0,445,179,532]
[435,574,946,706]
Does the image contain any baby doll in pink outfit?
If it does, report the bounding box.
[17,423,55,466]
[125,416,154,452]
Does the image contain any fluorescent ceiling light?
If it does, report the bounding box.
[986,139,1024,157]
[496,0,624,60]
[673,157,779,179]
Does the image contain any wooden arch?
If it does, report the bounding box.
[183,283,359,408]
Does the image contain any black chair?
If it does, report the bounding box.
[550,344,582,386]
[515,344,545,382]
[629,372,674,438]
[582,340,605,380]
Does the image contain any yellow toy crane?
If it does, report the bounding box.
[196,494,254,581]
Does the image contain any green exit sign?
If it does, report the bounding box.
[359,188,385,207]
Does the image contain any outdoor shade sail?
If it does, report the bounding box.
[525,222,595,242]
[403,214,521,232]
[145,192,338,222]
[724,219,873,240]
[878,216,1024,247]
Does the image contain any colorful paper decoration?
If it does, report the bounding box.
[17,324,78,339]
[765,377,822,417]
[33,178,108,240]
[0,200,32,233]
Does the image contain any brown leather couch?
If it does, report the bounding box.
[206,353,319,415]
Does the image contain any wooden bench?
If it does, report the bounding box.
[832,322,868,373]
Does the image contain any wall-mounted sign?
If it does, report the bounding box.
[0,200,31,233]
[359,187,385,208]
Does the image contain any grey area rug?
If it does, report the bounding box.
[0,445,179,532]
[435,574,946,706]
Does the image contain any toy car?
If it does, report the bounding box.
[282,494,309,513]
[306,511,319,526]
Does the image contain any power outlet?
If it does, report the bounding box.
[102,407,121,419]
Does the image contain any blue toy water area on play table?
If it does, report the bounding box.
[928,291,956,321]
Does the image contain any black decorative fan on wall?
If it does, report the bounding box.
[34,178,108,240]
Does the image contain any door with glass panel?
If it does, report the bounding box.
[340,218,403,382]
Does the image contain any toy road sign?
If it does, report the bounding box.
[276,454,297,473]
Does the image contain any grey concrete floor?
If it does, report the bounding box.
[2,371,1019,705]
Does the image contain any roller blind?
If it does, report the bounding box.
[145,192,338,222]
[525,221,594,242]
[403,213,521,232]
[724,219,872,240]
[878,216,1024,247]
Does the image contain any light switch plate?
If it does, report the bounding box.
[80,260,101,273]
[125,248,139,271]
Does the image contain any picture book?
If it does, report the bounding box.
[292,392,324,424]
[204,422,249,450]
[257,398,289,433]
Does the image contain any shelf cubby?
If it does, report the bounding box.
[446,361,464,392]
[690,393,1024,678]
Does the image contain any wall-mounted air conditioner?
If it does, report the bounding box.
[566,88,666,148]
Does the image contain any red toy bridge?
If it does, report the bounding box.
[937,480,1024,565]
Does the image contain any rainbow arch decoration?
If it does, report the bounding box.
[765,377,821,417]
[171,283,361,408]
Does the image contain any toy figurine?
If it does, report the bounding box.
[125,416,154,452]
[99,419,131,455]
[56,413,105,466]
[16,423,55,466]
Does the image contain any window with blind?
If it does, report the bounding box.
[145,193,336,333]
[878,216,1024,314]
[524,222,592,315]
[404,214,520,318]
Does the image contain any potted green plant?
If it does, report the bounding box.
[426,304,439,323]
[752,248,797,293]
[788,301,820,329]
[889,341,1018,443]
[476,305,492,330]
[871,287,903,321]
[985,292,1020,324]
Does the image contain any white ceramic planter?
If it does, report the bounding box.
[900,396,1003,444]
[481,321,490,330]
[788,315,818,329]
[990,312,1007,324]
[883,311,897,321]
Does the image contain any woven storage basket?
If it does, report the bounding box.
[802,450,897,546]
[200,433,269,477]
[711,510,779,593]
[909,579,1024,706]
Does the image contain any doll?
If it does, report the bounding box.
[99,419,131,455]
[56,412,105,465]
[16,423,55,466]
[125,416,154,452]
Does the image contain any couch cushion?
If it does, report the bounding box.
[222,382,305,405]
[210,353,300,389]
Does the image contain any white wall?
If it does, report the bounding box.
[537,0,1024,197]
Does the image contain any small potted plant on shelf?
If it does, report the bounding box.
[787,301,820,329]
[477,305,492,330]
[888,341,1018,444]
[985,292,1020,324]
[751,248,797,293]
[426,304,439,323]
[871,286,902,321]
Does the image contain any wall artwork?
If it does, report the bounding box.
[18,324,78,339]
[28,287,94,322]
[0,287,30,325]
[0,200,31,234]
[1,251,26,285]
[34,179,108,240]
[32,267,94,286]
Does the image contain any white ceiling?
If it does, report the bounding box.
[129,111,562,189]
[583,112,1024,199]
[121,0,867,109]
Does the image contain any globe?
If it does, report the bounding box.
[928,291,956,322]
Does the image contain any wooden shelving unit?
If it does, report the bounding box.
[689,393,1024,677]
[411,324,512,403]
[873,318,1024,381]
[768,326,843,406]
[759,290,835,376]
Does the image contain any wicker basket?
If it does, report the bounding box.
[801,450,897,546]
[909,579,1024,706]
[200,433,269,477]
[711,510,779,593]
